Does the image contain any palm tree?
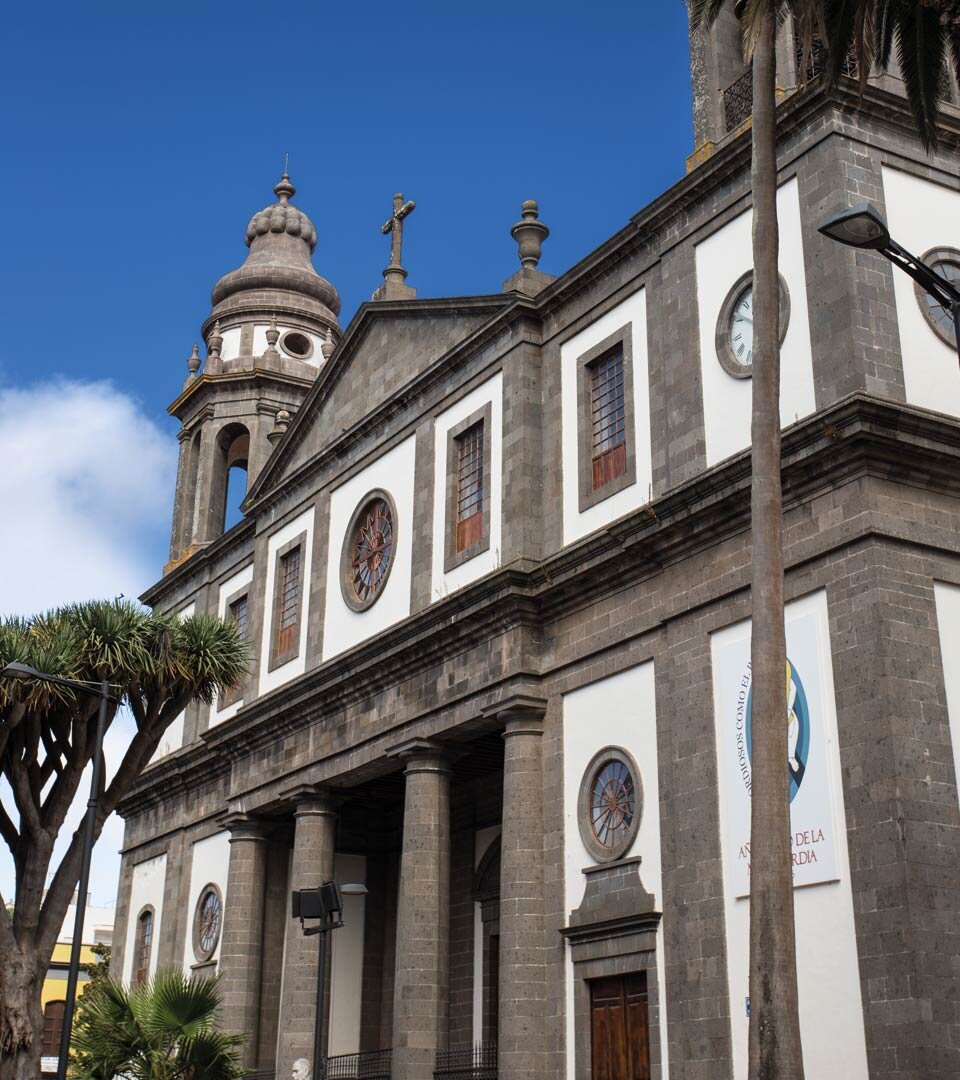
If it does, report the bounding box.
[826,0,960,149]
[690,3,960,1079]
[69,968,245,1080]
[0,601,247,1080]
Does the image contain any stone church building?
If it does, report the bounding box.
[112,12,960,1080]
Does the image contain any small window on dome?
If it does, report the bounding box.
[280,331,314,360]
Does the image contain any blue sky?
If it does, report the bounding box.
[0,1,694,902]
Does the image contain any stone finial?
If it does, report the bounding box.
[185,343,201,384]
[267,408,292,445]
[207,319,223,360]
[265,316,280,358]
[503,200,555,297]
[321,327,336,361]
[274,171,296,205]
[510,200,549,269]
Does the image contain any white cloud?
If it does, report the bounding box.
[0,379,176,615]
[0,379,177,912]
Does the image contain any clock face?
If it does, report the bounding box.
[729,287,754,368]
[194,886,222,960]
[350,497,394,605]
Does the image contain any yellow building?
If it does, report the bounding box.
[39,899,114,1076]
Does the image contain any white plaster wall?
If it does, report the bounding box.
[209,564,255,728]
[328,854,367,1055]
[259,507,315,697]
[710,590,868,1080]
[122,853,166,985]
[252,323,323,365]
[149,602,195,762]
[934,581,960,802]
[695,177,816,466]
[881,168,960,417]
[322,436,417,660]
[472,826,501,1042]
[562,662,667,1080]
[431,373,503,601]
[182,831,230,973]
[218,326,243,363]
[561,289,652,545]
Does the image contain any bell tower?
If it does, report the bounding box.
[166,172,341,572]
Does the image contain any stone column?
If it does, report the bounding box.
[389,739,452,1080]
[218,814,270,1067]
[276,790,339,1078]
[494,698,547,1080]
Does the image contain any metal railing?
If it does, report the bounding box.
[723,70,753,133]
[434,1042,497,1080]
[325,1048,392,1080]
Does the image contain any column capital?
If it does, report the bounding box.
[281,784,341,818]
[386,737,453,773]
[220,812,271,843]
[482,693,547,734]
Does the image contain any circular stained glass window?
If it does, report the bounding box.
[577,747,643,863]
[193,884,223,962]
[341,490,398,612]
[915,248,960,348]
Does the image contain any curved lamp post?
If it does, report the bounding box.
[0,661,120,1080]
[819,203,960,366]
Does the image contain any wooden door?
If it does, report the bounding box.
[41,999,65,1056]
[590,973,650,1080]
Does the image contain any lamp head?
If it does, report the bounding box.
[819,203,891,251]
[0,661,45,681]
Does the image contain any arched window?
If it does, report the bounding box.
[211,424,250,536]
[41,999,65,1056]
[133,906,155,986]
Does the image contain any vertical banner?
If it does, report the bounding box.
[713,600,840,897]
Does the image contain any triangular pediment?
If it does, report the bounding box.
[246,294,512,506]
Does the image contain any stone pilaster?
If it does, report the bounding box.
[218,814,270,1067]
[276,790,339,1079]
[389,739,452,1080]
[493,697,548,1080]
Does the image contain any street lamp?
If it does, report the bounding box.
[0,662,120,1080]
[292,880,368,1079]
[819,203,960,365]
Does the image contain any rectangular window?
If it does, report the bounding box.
[575,322,637,513]
[443,403,494,573]
[220,592,249,709]
[590,348,627,490]
[276,547,301,658]
[456,421,484,553]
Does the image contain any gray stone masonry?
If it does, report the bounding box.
[495,701,548,1080]
[218,815,270,1067]
[276,791,338,1077]
[389,740,452,1080]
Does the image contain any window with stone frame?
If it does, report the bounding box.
[219,590,249,709]
[576,323,637,513]
[133,906,154,987]
[269,533,307,671]
[443,402,493,573]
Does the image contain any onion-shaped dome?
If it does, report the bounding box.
[209,173,341,320]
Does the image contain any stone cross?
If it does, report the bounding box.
[381,193,416,271]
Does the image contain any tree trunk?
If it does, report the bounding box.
[0,942,44,1080]
[747,13,805,1080]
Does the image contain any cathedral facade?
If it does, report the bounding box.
[112,14,960,1080]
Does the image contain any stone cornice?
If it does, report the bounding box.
[168,367,315,419]
[119,394,960,821]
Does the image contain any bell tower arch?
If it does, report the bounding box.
[166,173,340,572]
